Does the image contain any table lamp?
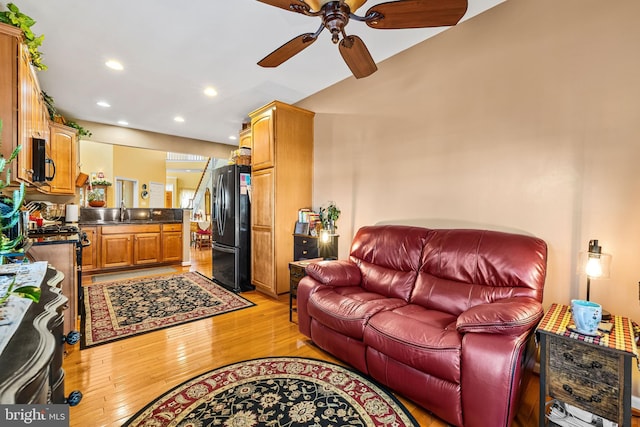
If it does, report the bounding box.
[578,239,612,320]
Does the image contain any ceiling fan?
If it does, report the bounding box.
[257,0,468,79]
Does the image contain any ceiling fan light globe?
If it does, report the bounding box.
[304,0,366,12]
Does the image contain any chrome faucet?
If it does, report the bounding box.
[119,200,126,222]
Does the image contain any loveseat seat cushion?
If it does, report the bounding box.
[363,304,461,383]
[307,286,407,340]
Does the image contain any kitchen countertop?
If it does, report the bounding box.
[79,208,184,225]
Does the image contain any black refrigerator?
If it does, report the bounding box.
[211,164,253,292]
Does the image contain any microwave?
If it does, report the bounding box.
[32,138,56,183]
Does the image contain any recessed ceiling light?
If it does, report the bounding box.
[204,86,218,97]
[118,120,129,126]
[229,136,237,140]
[97,101,111,108]
[174,116,185,123]
[105,60,123,71]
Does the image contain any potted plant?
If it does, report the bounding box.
[87,189,105,207]
[319,201,341,233]
[0,119,39,301]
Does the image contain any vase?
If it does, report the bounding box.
[89,200,105,208]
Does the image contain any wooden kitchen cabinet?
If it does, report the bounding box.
[18,41,49,185]
[47,122,78,195]
[0,23,50,186]
[251,168,275,293]
[101,232,134,269]
[81,226,98,272]
[134,232,162,265]
[101,224,161,268]
[161,223,182,262]
[239,127,251,149]
[86,223,182,272]
[249,101,314,297]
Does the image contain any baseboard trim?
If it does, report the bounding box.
[633,395,640,414]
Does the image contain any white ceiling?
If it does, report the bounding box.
[12,0,504,146]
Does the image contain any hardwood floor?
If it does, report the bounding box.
[65,248,630,427]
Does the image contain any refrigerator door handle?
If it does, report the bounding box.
[219,173,226,236]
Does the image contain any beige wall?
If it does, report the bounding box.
[297,0,640,396]
[77,120,232,160]
[80,141,207,208]
[114,145,166,208]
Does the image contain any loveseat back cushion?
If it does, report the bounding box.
[349,225,431,301]
[411,229,547,316]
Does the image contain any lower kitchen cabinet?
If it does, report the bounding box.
[81,226,98,272]
[162,223,182,262]
[82,223,183,272]
[134,232,162,265]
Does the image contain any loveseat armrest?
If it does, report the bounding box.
[456,297,543,336]
[305,260,362,287]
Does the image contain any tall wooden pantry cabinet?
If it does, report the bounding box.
[249,101,314,297]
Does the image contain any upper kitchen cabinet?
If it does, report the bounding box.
[0,23,77,194]
[0,24,49,184]
[0,23,50,186]
[239,127,251,149]
[248,101,314,297]
[47,122,78,195]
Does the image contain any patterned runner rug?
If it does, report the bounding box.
[81,271,254,348]
[123,357,419,427]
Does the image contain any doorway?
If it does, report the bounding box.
[115,178,138,208]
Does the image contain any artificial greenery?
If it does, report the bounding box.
[90,180,112,187]
[319,202,341,230]
[0,3,47,71]
[66,120,92,138]
[42,91,93,138]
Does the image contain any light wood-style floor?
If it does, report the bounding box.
[66,248,634,427]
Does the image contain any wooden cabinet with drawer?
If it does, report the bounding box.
[293,234,338,261]
[536,303,634,426]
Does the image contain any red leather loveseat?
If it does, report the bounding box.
[297,225,547,427]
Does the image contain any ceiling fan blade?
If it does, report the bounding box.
[338,35,377,79]
[365,0,468,29]
[256,0,310,13]
[258,33,318,68]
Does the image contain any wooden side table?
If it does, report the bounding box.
[293,234,338,261]
[536,303,638,426]
[288,258,323,322]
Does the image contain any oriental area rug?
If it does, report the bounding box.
[123,357,419,427]
[81,271,254,348]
